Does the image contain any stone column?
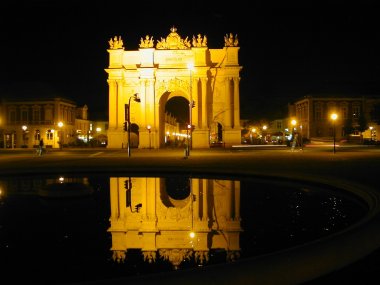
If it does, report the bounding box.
[225,77,232,129]
[147,79,155,125]
[201,78,208,129]
[226,180,233,221]
[117,80,124,129]
[234,181,240,221]
[146,177,156,221]
[202,179,208,221]
[141,177,157,231]
[154,101,160,149]
[141,177,147,217]
[192,178,200,221]
[109,177,119,219]
[233,77,241,129]
[191,77,199,128]
[139,79,147,127]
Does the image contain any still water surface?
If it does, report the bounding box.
[0,173,367,284]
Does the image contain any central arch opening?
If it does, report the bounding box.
[164,96,189,148]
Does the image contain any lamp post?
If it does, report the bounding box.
[21,125,27,147]
[251,128,256,144]
[147,125,151,149]
[185,124,191,156]
[291,119,297,150]
[58,121,63,149]
[331,113,338,154]
[125,93,141,157]
[291,119,297,133]
[369,126,373,141]
[262,125,267,144]
[187,63,194,157]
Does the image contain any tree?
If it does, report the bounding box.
[343,118,355,137]
[357,113,368,133]
[370,103,380,124]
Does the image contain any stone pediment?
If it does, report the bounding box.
[156,26,191,50]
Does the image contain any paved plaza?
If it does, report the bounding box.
[1,146,380,284]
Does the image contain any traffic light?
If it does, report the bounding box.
[187,124,195,131]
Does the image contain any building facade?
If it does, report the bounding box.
[105,27,242,149]
[288,95,380,142]
[0,97,90,148]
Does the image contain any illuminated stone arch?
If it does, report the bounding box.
[106,27,242,149]
[158,90,190,148]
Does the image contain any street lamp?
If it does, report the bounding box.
[250,128,256,144]
[291,119,297,132]
[147,125,151,149]
[187,63,195,157]
[331,113,338,154]
[125,93,141,157]
[21,125,27,146]
[369,126,373,141]
[262,125,267,144]
[58,121,63,149]
[185,124,192,157]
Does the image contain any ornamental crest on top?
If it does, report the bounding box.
[156,27,191,50]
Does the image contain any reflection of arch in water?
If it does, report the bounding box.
[108,176,241,268]
[160,176,191,208]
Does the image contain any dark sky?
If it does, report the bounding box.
[1,0,380,120]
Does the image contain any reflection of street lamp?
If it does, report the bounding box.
[189,177,195,241]
[147,125,151,149]
[58,121,63,149]
[331,113,338,154]
[21,125,27,146]
[125,93,141,157]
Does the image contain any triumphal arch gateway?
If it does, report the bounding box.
[106,27,242,149]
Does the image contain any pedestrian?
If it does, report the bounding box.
[39,138,44,156]
[291,133,298,152]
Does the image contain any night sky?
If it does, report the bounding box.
[1,0,380,121]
